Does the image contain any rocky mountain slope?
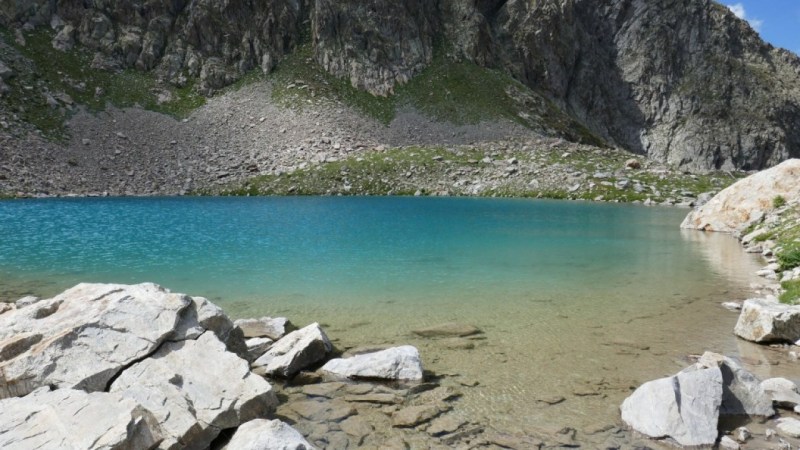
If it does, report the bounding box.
[1,0,799,191]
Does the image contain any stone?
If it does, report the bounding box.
[14,296,39,307]
[252,323,333,378]
[339,415,374,439]
[322,345,423,381]
[111,332,278,449]
[720,435,741,449]
[0,60,13,80]
[392,404,444,427]
[427,414,468,436]
[225,419,316,450]
[722,301,742,311]
[620,366,722,447]
[696,352,774,417]
[246,336,274,361]
[734,426,751,442]
[0,283,192,398]
[625,159,641,169]
[761,377,800,409]
[0,387,162,449]
[235,316,295,340]
[171,294,248,356]
[776,418,800,438]
[412,322,482,338]
[682,160,800,233]
[734,299,800,343]
[0,303,12,315]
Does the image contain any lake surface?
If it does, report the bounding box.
[0,197,775,440]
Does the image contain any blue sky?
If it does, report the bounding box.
[723,1,800,55]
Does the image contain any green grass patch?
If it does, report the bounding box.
[774,195,787,209]
[0,27,205,139]
[780,279,800,304]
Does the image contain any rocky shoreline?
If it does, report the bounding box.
[619,159,800,448]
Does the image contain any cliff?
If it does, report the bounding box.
[2,0,799,172]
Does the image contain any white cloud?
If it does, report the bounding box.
[726,3,763,32]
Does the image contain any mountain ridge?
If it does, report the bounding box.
[1,0,799,173]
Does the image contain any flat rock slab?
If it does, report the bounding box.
[0,283,191,398]
[777,418,800,438]
[225,419,316,450]
[621,366,723,447]
[734,299,800,343]
[322,345,423,381]
[393,404,444,427]
[235,316,294,340]
[253,323,332,378]
[412,323,482,338]
[111,332,278,449]
[0,387,162,449]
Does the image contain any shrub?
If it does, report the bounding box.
[774,195,787,208]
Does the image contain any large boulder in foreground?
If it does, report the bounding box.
[681,159,800,233]
[0,387,162,449]
[252,323,333,378]
[0,283,192,398]
[621,365,723,447]
[225,419,316,450]
[696,352,774,417]
[322,345,424,381]
[734,299,800,343]
[111,331,278,449]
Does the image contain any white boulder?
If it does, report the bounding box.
[252,323,332,378]
[111,331,278,449]
[0,283,192,398]
[246,336,274,361]
[762,377,800,409]
[0,387,162,449]
[734,299,800,343]
[225,419,316,450]
[322,345,424,381]
[696,352,774,417]
[620,366,723,447]
[681,159,800,233]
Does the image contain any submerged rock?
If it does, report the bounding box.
[322,345,424,381]
[412,323,482,338]
[0,283,192,398]
[0,387,162,449]
[252,322,333,378]
[111,331,278,449]
[682,159,800,233]
[620,365,723,447]
[734,299,800,343]
[225,419,316,450]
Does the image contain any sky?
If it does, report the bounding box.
[723,1,800,55]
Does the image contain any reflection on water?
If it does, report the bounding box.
[0,197,779,440]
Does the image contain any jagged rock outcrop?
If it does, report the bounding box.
[682,159,800,232]
[2,0,799,170]
[1,0,308,93]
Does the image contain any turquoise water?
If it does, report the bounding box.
[0,197,769,435]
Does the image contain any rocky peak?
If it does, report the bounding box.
[2,0,799,171]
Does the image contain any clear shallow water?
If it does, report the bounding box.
[0,197,771,437]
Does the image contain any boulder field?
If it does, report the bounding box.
[0,283,424,449]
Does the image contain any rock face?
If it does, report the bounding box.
[0,283,192,398]
[252,322,333,378]
[4,0,799,170]
[682,160,800,232]
[734,298,800,343]
[225,419,316,450]
[111,331,278,449]
[0,387,162,449]
[322,345,424,381]
[620,365,723,447]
